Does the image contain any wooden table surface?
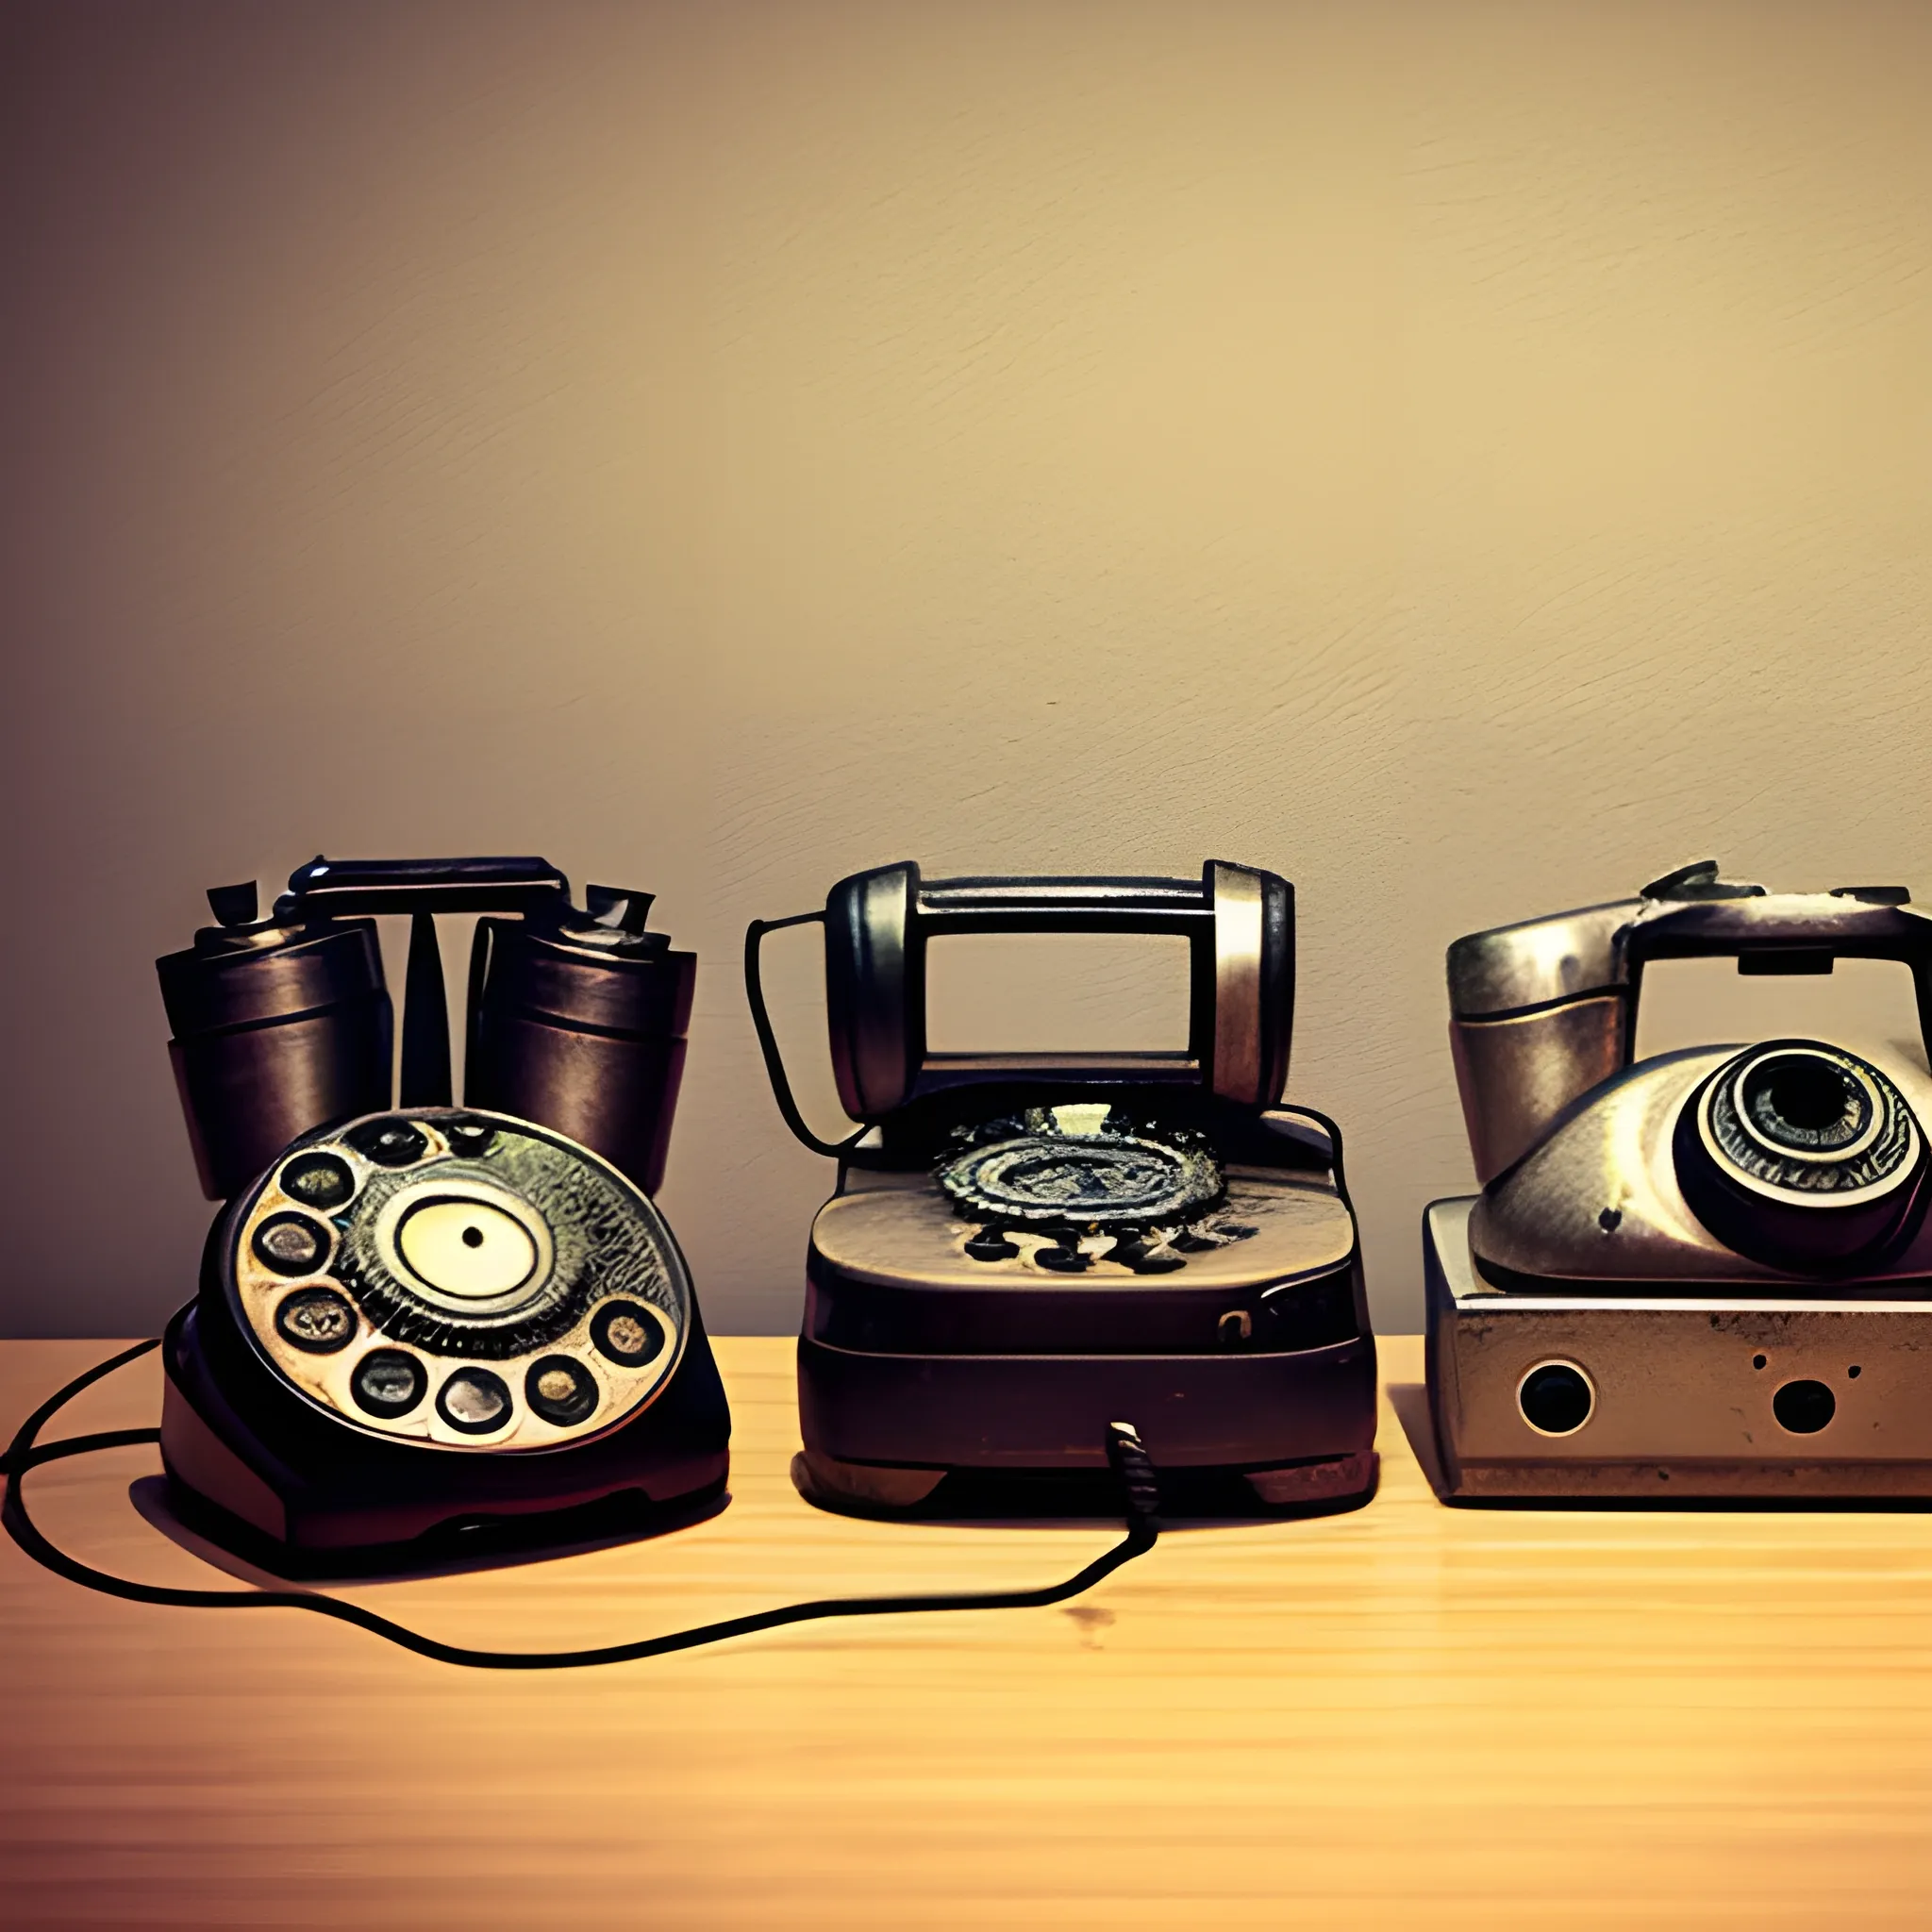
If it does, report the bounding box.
[3,1333,1930,1929]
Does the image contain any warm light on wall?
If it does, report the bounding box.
[4,0,1931,1335]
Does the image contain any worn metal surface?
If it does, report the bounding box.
[1427,1197,1932,1496]
[1449,995,1627,1184]
[1474,1046,1932,1286]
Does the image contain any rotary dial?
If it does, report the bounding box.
[936,1104,1224,1230]
[224,1108,689,1451]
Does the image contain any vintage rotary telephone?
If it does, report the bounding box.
[1427,859,1932,1500]
[1,854,1164,1668]
[748,860,1378,1516]
[151,855,729,1564]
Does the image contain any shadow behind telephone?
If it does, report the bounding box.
[154,857,729,1566]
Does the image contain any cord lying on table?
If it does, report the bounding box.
[1,1339,1161,1672]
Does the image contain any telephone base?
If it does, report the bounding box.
[160,1457,729,1581]
[792,1300,1380,1519]
[1426,1195,1932,1503]
[158,1299,732,1574]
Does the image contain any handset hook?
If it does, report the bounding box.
[1622,872,1932,1071]
[281,858,576,1112]
[743,913,871,1160]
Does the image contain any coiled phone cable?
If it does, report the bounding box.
[1,1339,1161,1672]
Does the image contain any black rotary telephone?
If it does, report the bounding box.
[151,855,729,1566]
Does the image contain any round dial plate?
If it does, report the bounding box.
[936,1105,1224,1229]
[223,1108,689,1451]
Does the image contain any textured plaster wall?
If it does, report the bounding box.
[3,0,1929,1336]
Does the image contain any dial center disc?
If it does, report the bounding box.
[369,1174,558,1319]
[395,1196,540,1300]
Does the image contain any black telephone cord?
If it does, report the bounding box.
[1,1340,1159,1672]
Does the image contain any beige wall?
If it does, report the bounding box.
[4,0,1930,1336]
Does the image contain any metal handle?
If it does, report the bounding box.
[1624,892,1932,1070]
[1623,894,1932,971]
[808,858,1291,1118]
[277,855,570,919]
[743,913,869,1160]
[1446,876,1932,1181]
[913,874,1213,936]
[275,858,575,1112]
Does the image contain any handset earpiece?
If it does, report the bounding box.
[159,857,694,1205]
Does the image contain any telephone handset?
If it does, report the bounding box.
[746,860,1293,1154]
[151,855,730,1568]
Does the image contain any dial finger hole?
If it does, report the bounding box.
[436,1367,513,1435]
[525,1355,600,1426]
[252,1211,332,1277]
[278,1152,356,1210]
[351,1348,426,1418]
[343,1117,430,1168]
[274,1286,357,1354]
[591,1299,668,1368]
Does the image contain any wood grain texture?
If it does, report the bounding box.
[4,1334,1931,1928]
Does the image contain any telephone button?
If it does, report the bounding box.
[278,1153,355,1210]
[1112,1243,1182,1274]
[443,1118,497,1158]
[591,1300,666,1367]
[1034,1244,1091,1273]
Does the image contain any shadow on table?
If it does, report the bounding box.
[127,1474,730,1587]
[1387,1382,1451,1498]
[125,1445,1381,1590]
